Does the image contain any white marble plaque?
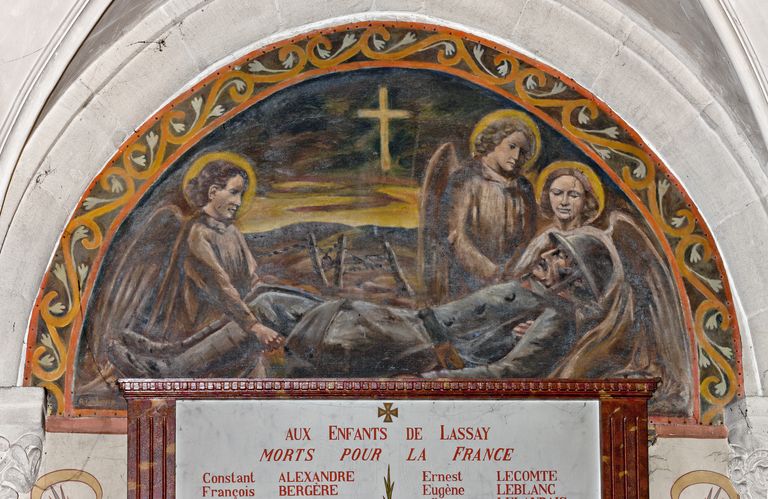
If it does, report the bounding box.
[176,399,600,498]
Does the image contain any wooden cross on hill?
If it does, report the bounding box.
[357,86,412,172]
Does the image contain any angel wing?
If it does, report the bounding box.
[417,142,461,305]
[79,203,187,385]
[606,211,693,415]
[552,213,693,416]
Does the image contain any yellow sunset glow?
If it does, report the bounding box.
[237,184,420,233]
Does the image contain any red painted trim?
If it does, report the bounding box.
[46,415,127,434]
[654,422,727,439]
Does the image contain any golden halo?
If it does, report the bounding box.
[469,109,542,172]
[535,161,605,222]
[182,151,257,217]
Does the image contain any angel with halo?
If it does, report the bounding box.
[508,161,694,416]
[418,110,542,304]
[78,153,284,403]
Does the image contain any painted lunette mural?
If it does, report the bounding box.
[23,22,741,431]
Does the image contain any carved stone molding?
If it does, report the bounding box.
[0,387,45,499]
[0,434,43,499]
[725,396,768,498]
[118,377,659,398]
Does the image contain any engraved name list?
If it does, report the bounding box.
[175,399,600,498]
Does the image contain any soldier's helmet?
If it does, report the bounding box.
[549,232,614,300]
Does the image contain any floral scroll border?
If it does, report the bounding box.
[23,22,742,429]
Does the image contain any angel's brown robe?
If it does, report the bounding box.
[97,212,263,376]
[447,160,535,295]
[169,214,261,342]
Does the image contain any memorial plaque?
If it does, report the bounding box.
[120,378,657,498]
[176,399,600,498]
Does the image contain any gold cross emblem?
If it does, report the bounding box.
[357,86,412,172]
[377,402,399,423]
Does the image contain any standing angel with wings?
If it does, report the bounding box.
[420,125,694,415]
[418,110,541,304]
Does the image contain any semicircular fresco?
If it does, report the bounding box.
[24,22,742,433]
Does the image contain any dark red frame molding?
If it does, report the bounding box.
[120,377,658,499]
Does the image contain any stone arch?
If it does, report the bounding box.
[8,15,743,435]
[0,1,762,430]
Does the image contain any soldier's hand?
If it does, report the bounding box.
[250,323,284,351]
